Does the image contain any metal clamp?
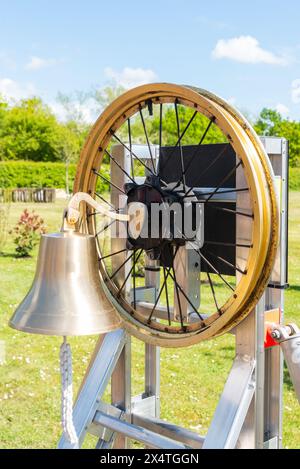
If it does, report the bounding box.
[271,323,300,403]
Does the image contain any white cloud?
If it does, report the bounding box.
[291,79,300,103]
[50,99,96,124]
[104,66,157,88]
[25,56,57,71]
[212,36,287,65]
[275,103,289,115]
[0,78,36,101]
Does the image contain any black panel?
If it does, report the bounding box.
[201,202,235,276]
[158,143,236,188]
[158,143,236,276]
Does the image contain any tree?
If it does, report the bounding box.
[0,96,8,126]
[148,105,227,146]
[254,108,283,136]
[93,85,125,111]
[254,108,300,166]
[277,120,300,167]
[0,98,64,162]
[56,90,92,129]
[57,122,83,194]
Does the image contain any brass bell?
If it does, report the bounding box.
[9,231,122,336]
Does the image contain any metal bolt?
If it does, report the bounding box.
[271,330,281,340]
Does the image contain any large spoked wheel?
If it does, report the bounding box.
[74,83,279,347]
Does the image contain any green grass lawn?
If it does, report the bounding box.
[0,194,299,448]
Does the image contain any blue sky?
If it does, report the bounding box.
[1,0,300,121]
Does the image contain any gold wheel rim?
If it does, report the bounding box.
[74,83,279,347]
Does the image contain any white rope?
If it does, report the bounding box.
[60,337,79,447]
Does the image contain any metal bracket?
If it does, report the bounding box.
[271,323,300,403]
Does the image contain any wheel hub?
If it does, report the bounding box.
[126,177,201,263]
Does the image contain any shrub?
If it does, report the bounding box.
[10,209,47,257]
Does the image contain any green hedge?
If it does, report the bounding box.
[0,160,299,192]
[0,161,77,189]
[0,160,110,192]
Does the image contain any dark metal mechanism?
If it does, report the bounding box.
[125,175,197,264]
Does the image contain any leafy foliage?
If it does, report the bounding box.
[289,167,300,190]
[149,105,227,145]
[0,98,62,161]
[254,108,300,167]
[0,160,111,192]
[0,97,86,165]
[0,161,77,189]
[0,92,300,170]
[10,208,47,257]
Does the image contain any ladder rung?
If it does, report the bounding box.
[93,410,189,449]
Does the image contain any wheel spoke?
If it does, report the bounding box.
[104,149,136,184]
[207,271,220,313]
[99,248,128,261]
[195,248,235,292]
[133,250,137,309]
[95,219,116,237]
[147,245,179,323]
[172,266,185,329]
[110,249,136,280]
[205,240,252,248]
[168,268,203,322]
[147,266,172,323]
[159,103,163,152]
[184,143,228,197]
[174,100,186,190]
[93,168,126,195]
[204,160,242,204]
[209,205,253,218]
[139,105,156,174]
[204,248,247,275]
[117,249,143,296]
[128,118,134,177]
[163,267,171,325]
[187,187,249,199]
[95,191,120,212]
[179,117,215,184]
[158,109,198,174]
[88,210,107,217]
[110,130,156,177]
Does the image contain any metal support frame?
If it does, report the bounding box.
[58,329,127,449]
[203,355,256,448]
[58,137,288,450]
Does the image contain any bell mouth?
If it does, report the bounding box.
[9,311,122,337]
[42,232,95,239]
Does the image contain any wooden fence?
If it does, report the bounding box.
[0,188,56,203]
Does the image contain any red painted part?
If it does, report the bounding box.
[264,309,282,349]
